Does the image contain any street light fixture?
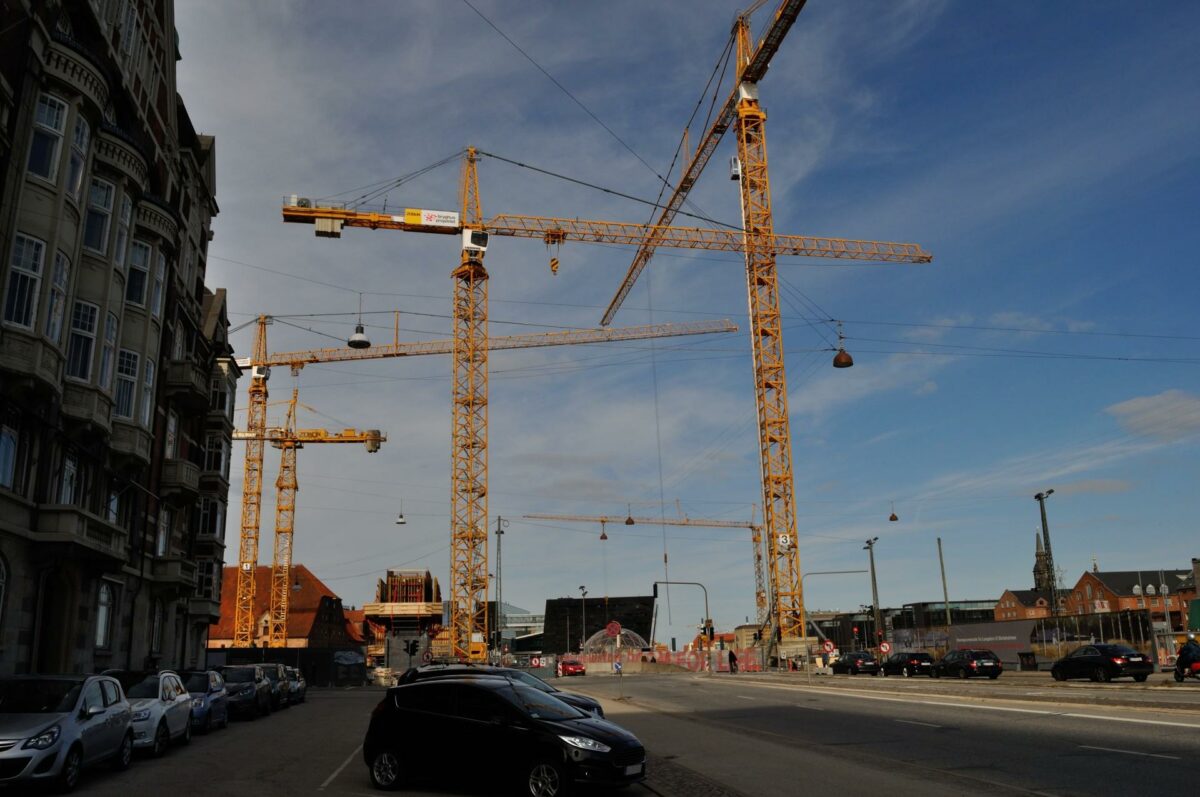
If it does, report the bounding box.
[1033,489,1058,613]
[863,537,883,648]
[579,586,588,653]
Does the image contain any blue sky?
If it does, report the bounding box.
[175,1,1200,647]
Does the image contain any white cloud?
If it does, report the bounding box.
[1106,390,1200,442]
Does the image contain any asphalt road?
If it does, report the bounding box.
[567,672,1200,796]
[60,675,1200,797]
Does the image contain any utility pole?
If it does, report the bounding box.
[579,586,587,653]
[1033,490,1058,614]
[864,537,883,646]
[937,537,952,627]
[495,516,507,658]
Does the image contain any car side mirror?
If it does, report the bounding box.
[83,704,105,719]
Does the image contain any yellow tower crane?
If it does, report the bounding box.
[232,388,385,648]
[523,509,770,627]
[229,314,738,649]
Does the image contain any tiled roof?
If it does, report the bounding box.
[1089,570,1193,597]
[209,564,342,640]
[1007,589,1050,605]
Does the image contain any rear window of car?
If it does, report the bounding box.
[968,650,998,660]
[224,668,255,683]
[1098,645,1139,656]
[909,653,933,661]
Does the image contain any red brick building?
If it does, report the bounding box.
[207,564,354,649]
[994,589,1053,621]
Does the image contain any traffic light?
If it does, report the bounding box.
[404,639,419,656]
[853,626,859,635]
[705,619,714,641]
[652,583,658,598]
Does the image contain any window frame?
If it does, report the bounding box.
[0,425,17,491]
[151,251,165,317]
[64,301,100,382]
[3,233,45,330]
[26,93,68,182]
[82,178,115,254]
[95,581,113,648]
[99,312,118,389]
[113,348,139,419]
[140,357,155,426]
[125,240,150,305]
[44,250,71,344]
[67,115,91,202]
[113,194,132,269]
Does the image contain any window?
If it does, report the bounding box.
[210,377,231,417]
[156,507,172,557]
[98,312,117,389]
[105,486,119,523]
[164,410,178,458]
[1086,584,1093,600]
[0,425,16,489]
[113,195,132,269]
[125,240,149,304]
[3,233,44,328]
[64,301,99,380]
[67,116,90,201]
[80,681,103,713]
[171,322,185,360]
[82,179,115,253]
[205,433,229,479]
[199,498,225,541]
[140,358,155,426]
[151,252,165,317]
[27,94,67,181]
[0,557,7,628]
[100,680,120,707]
[60,452,79,504]
[94,582,114,647]
[150,599,164,652]
[114,349,138,418]
[43,251,70,344]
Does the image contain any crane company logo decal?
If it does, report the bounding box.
[405,208,459,228]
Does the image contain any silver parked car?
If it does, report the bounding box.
[0,674,133,792]
[105,670,193,755]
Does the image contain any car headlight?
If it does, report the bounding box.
[559,735,611,753]
[131,709,151,722]
[23,725,61,750]
[192,698,204,708]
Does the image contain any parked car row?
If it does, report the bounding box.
[0,664,307,792]
[833,644,1161,683]
[366,668,644,795]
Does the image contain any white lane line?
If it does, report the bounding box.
[1078,745,1180,760]
[698,679,1200,729]
[318,744,363,791]
[895,719,942,728]
[794,704,824,711]
[736,695,755,700]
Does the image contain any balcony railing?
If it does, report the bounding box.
[165,360,209,409]
[36,505,129,564]
[150,556,198,589]
[160,458,201,502]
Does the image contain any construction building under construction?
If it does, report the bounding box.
[362,569,443,666]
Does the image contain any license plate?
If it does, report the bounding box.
[979,660,994,666]
[920,662,930,666]
[1128,657,1143,662]
[624,764,644,776]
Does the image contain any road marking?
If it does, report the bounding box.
[794,704,824,711]
[736,695,755,700]
[698,679,1200,729]
[1078,745,1180,760]
[895,719,942,728]
[318,743,363,791]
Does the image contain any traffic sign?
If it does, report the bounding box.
[879,641,892,654]
[421,649,432,663]
[530,656,542,668]
[822,640,835,653]
[606,620,622,638]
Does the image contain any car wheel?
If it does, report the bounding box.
[903,667,911,678]
[1052,669,1066,682]
[368,749,402,791]
[202,711,213,734]
[1093,667,1111,683]
[527,758,570,797]
[110,732,133,771]
[55,744,83,793]
[988,674,999,680]
[1174,670,1185,683]
[180,719,192,745]
[1134,674,1148,683]
[931,668,940,678]
[221,707,230,728]
[957,667,969,680]
[151,721,170,757]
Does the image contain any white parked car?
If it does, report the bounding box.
[105,671,192,756]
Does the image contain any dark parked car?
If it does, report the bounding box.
[932,649,1003,679]
[830,652,879,675]
[396,664,604,717]
[0,674,133,792]
[219,665,271,718]
[363,677,644,795]
[285,667,307,704]
[181,670,228,732]
[1051,644,1153,683]
[260,663,291,710]
[881,651,935,677]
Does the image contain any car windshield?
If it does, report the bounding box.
[183,673,210,692]
[0,679,83,713]
[506,670,555,693]
[496,683,586,721]
[263,669,280,682]
[224,669,255,684]
[110,672,159,698]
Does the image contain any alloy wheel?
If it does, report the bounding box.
[370,751,400,789]
[153,722,169,757]
[57,745,82,792]
[528,762,563,797]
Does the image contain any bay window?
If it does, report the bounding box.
[3,233,44,329]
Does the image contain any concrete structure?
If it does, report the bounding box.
[362,568,442,666]
[0,0,233,674]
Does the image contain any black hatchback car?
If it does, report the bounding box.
[1051,644,1153,682]
[830,652,879,675]
[880,651,935,677]
[932,649,1003,679]
[396,663,605,717]
[364,677,645,795]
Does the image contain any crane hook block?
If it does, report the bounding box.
[549,257,559,275]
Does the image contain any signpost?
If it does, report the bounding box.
[606,620,622,637]
[823,640,835,653]
[879,641,892,655]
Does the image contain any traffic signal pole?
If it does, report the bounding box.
[652,581,711,675]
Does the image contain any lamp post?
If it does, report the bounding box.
[579,586,587,653]
[652,581,711,675]
[864,537,883,648]
[801,569,868,682]
[1033,490,1058,612]
[495,516,508,659]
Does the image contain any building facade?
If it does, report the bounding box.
[0,0,234,674]
[207,565,354,650]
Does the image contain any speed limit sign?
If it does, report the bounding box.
[879,641,892,654]
[823,640,835,653]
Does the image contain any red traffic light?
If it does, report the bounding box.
[853,626,859,634]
